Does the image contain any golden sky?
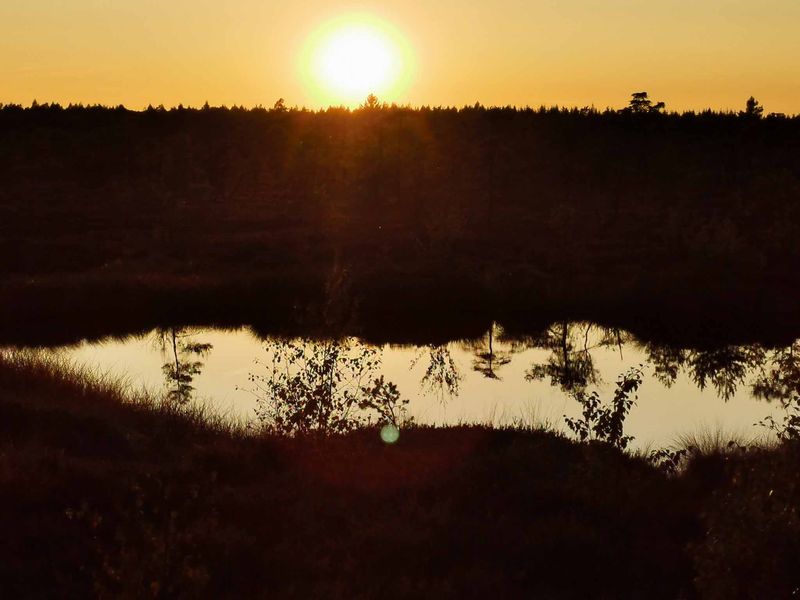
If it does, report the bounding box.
[1,0,798,112]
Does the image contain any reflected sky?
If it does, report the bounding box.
[53,323,790,450]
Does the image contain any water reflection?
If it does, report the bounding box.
[154,327,213,404]
[525,322,613,393]
[463,323,513,380]
[30,321,800,447]
[247,337,410,434]
[242,324,800,447]
[411,345,462,402]
[645,343,767,401]
[752,341,800,402]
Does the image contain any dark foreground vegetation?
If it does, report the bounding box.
[1,99,800,346]
[1,352,799,598]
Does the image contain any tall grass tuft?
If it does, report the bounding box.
[0,349,248,439]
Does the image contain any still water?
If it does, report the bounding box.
[50,322,795,450]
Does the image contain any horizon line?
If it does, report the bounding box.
[2,97,797,118]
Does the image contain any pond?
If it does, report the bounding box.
[25,321,798,450]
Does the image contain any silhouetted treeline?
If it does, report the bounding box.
[1,100,799,346]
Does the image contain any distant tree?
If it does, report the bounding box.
[628,92,651,113]
[272,98,287,112]
[362,93,380,110]
[622,91,665,114]
[740,96,764,119]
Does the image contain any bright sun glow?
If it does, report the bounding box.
[302,15,413,106]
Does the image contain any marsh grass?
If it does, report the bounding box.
[0,349,248,439]
[1,352,799,597]
[675,425,763,455]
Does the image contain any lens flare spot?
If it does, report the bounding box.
[380,424,400,444]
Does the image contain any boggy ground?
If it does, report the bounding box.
[1,352,798,599]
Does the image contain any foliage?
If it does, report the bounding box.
[757,395,800,442]
[564,366,644,450]
[752,342,800,402]
[249,338,410,434]
[648,446,694,475]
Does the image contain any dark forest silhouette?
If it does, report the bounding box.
[1,94,799,347]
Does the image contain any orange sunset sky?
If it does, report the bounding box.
[1,0,798,112]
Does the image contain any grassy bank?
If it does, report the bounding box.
[1,352,798,598]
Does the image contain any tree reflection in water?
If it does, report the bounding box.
[688,346,767,401]
[513,323,800,413]
[645,343,768,401]
[409,323,800,412]
[645,343,687,389]
[227,322,800,439]
[525,322,607,393]
[154,327,213,404]
[752,341,800,402]
[249,337,410,435]
[463,322,513,380]
[412,344,462,402]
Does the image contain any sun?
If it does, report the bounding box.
[302,15,413,106]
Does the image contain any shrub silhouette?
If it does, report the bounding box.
[249,338,409,434]
[564,365,643,450]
